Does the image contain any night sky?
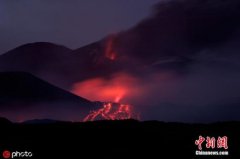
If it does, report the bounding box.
[0,0,159,54]
[1,0,240,122]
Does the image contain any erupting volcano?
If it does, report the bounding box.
[72,74,141,121]
[83,102,132,121]
[72,35,141,122]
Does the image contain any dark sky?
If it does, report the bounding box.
[0,0,159,54]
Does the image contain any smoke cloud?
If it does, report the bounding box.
[72,0,240,122]
[119,0,240,122]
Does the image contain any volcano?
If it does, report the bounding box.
[0,41,121,90]
[0,39,190,92]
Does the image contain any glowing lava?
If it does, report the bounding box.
[83,102,132,121]
[105,35,117,60]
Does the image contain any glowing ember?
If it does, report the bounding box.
[83,102,132,121]
[105,35,117,60]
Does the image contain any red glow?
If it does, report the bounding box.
[72,73,141,121]
[72,73,139,103]
[105,35,117,60]
[83,102,132,121]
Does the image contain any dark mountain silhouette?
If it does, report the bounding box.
[0,42,74,89]
[0,72,98,122]
[0,117,12,125]
[0,72,89,104]
[0,41,120,89]
[0,42,72,72]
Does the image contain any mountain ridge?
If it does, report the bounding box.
[0,71,98,122]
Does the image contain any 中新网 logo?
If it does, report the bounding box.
[195,135,229,156]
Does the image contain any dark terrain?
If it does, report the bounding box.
[0,72,98,122]
[0,118,239,159]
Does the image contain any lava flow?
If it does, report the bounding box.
[83,102,132,121]
[105,35,117,60]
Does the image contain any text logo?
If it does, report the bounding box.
[2,150,33,158]
[194,136,229,156]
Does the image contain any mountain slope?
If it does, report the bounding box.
[0,72,89,103]
[0,42,72,71]
[0,40,122,89]
[0,42,73,89]
[0,72,97,122]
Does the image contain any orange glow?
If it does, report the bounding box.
[72,73,139,103]
[105,35,117,60]
[83,102,132,121]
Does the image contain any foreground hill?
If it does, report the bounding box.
[0,72,97,122]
